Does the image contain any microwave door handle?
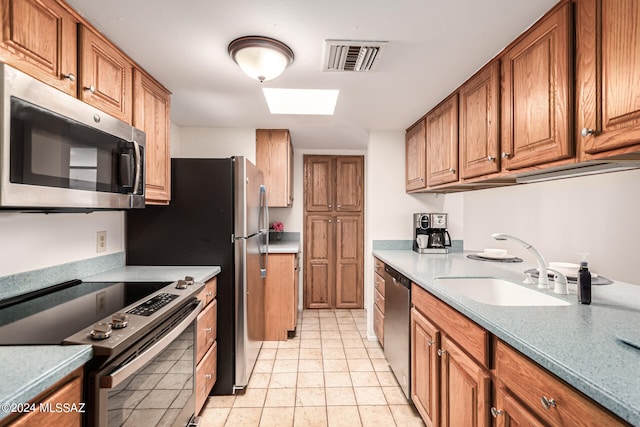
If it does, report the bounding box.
[99,301,202,389]
[132,140,142,195]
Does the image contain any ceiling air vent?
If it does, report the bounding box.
[323,40,388,72]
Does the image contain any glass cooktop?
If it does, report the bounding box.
[0,280,169,345]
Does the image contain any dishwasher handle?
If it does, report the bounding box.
[384,265,411,289]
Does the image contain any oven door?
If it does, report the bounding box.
[91,299,202,427]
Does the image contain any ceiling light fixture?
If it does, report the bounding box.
[228,36,294,82]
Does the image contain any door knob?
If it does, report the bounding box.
[581,127,596,137]
[491,407,504,417]
[84,85,96,93]
[62,73,75,82]
[487,155,496,161]
[501,152,511,159]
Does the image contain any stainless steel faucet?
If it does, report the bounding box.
[491,233,549,288]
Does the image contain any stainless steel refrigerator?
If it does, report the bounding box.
[126,157,269,394]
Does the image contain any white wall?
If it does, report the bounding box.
[0,211,124,277]
[173,126,256,162]
[462,169,640,284]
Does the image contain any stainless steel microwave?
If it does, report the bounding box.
[0,63,145,210]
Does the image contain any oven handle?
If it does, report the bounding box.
[99,300,202,389]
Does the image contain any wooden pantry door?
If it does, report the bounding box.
[303,155,364,309]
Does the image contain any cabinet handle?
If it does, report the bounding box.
[427,339,434,346]
[62,73,75,82]
[501,152,511,159]
[487,155,496,161]
[206,292,213,297]
[449,168,455,173]
[328,204,332,208]
[437,349,446,357]
[205,327,212,333]
[205,374,212,380]
[337,219,341,223]
[328,220,332,223]
[540,396,556,410]
[491,407,504,418]
[581,127,596,137]
[84,85,96,93]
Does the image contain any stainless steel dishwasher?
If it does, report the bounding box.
[383,264,411,399]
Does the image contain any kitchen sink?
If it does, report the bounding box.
[433,277,570,306]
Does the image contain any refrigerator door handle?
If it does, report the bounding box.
[259,185,269,277]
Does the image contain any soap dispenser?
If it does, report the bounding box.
[577,256,592,305]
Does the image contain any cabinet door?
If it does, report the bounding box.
[459,61,500,179]
[374,304,384,346]
[264,253,296,340]
[501,3,573,170]
[406,119,427,191]
[335,215,363,308]
[133,69,171,204]
[493,385,545,427]
[304,156,334,212]
[0,0,77,96]
[411,307,440,427]
[426,93,459,186]
[577,0,640,157]
[304,215,334,308]
[440,336,490,427]
[79,26,133,123]
[256,129,293,207]
[335,156,363,212]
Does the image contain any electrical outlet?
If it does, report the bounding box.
[96,231,107,253]
[96,291,106,314]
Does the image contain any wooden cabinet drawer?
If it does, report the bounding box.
[197,277,217,307]
[374,288,385,314]
[195,341,217,415]
[374,271,385,297]
[374,257,385,275]
[411,283,489,368]
[373,304,384,346]
[496,340,627,427]
[196,299,217,363]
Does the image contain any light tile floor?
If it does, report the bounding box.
[200,309,425,427]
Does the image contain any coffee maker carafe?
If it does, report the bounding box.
[413,213,452,253]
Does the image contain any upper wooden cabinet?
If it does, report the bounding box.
[304,156,363,213]
[335,157,363,212]
[78,25,133,123]
[406,119,427,191]
[133,69,171,204]
[459,61,501,179]
[256,129,293,207]
[0,0,78,96]
[576,0,640,159]
[500,2,573,170]
[426,93,459,186]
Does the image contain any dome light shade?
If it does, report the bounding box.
[228,36,294,82]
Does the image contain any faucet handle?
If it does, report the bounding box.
[546,268,569,295]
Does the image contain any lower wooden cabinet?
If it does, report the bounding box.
[494,340,628,427]
[373,257,385,345]
[264,253,299,340]
[195,341,217,415]
[411,284,489,427]
[195,277,217,415]
[7,368,83,427]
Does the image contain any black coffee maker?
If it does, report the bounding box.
[413,213,451,253]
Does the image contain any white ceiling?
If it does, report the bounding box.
[66,0,559,150]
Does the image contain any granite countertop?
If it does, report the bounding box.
[82,266,221,283]
[373,249,640,425]
[268,241,300,254]
[0,345,92,421]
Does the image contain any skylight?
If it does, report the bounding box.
[262,88,339,115]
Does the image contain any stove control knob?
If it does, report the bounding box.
[175,279,188,289]
[91,322,112,340]
[185,276,195,285]
[111,313,129,329]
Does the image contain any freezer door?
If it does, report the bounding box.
[234,157,265,238]
[234,234,265,389]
